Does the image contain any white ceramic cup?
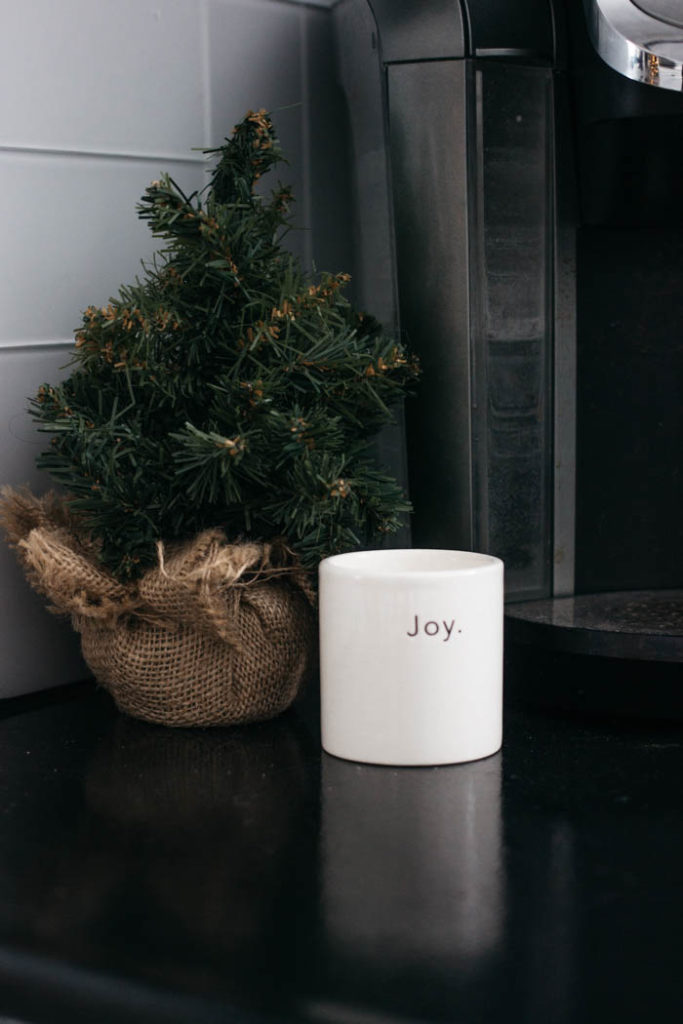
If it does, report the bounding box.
[318,548,504,766]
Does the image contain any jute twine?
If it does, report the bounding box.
[0,487,316,727]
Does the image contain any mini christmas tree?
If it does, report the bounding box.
[30,109,419,581]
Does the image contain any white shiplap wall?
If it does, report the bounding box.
[0,0,345,697]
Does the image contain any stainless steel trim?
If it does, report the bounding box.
[387,61,474,550]
[552,80,577,598]
[584,0,683,91]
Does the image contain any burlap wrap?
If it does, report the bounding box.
[0,488,316,727]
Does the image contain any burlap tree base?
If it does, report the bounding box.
[0,489,316,727]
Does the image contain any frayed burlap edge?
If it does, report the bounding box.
[0,487,317,727]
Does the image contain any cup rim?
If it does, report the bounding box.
[319,547,504,578]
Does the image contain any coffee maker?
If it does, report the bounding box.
[333,0,682,714]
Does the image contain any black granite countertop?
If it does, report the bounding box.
[0,678,682,1024]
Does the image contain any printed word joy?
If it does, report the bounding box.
[406,615,459,642]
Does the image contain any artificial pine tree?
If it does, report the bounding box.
[30,109,419,582]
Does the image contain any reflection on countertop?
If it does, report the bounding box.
[0,681,681,1023]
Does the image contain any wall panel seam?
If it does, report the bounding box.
[0,144,205,165]
[0,340,74,351]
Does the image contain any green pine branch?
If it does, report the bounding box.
[30,109,419,580]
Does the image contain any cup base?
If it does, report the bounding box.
[321,741,503,769]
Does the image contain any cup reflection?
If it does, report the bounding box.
[321,751,504,967]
